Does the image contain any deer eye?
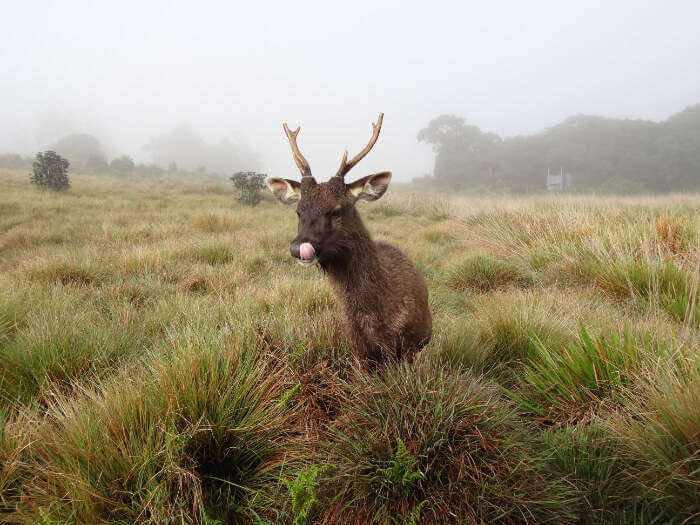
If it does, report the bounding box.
[330,208,342,219]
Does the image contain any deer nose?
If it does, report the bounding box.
[299,242,315,261]
[290,238,315,262]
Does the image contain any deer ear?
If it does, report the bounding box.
[266,177,301,205]
[348,172,392,202]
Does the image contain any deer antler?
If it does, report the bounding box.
[335,113,384,179]
[283,123,313,178]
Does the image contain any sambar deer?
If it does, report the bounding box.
[266,113,431,368]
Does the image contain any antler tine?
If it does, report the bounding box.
[283,123,313,178]
[336,112,384,178]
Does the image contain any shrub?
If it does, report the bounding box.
[29,151,70,191]
[109,155,136,173]
[230,171,266,206]
[316,361,572,523]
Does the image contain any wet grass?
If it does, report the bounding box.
[0,170,698,523]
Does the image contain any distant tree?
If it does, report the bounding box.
[145,123,259,173]
[168,161,178,172]
[135,163,165,177]
[110,155,136,173]
[196,165,206,174]
[0,153,30,170]
[85,155,110,174]
[230,171,266,206]
[51,133,106,167]
[419,104,700,193]
[30,151,70,191]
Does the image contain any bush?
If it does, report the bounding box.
[230,171,266,206]
[109,155,136,173]
[29,151,70,191]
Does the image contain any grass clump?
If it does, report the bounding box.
[0,318,144,410]
[195,243,233,265]
[447,254,535,292]
[609,358,700,522]
[10,330,300,524]
[544,425,631,520]
[583,257,699,326]
[511,326,664,424]
[316,360,572,523]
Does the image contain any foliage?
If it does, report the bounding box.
[109,155,135,172]
[50,133,105,166]
[419,105,700,192]
[285,466,323,525]
[231,171,267,206]
[29,151,70,191]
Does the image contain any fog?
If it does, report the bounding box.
[2,1,699,181]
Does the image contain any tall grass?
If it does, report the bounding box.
[10,329,301,523]
[511,326,669,424]
[0,171,698,522]
[315,360,573,523]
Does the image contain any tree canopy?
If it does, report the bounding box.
[418,105,700,192]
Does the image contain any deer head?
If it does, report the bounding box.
[267,113,392,266]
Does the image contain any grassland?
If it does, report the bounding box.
[0,169,698,523]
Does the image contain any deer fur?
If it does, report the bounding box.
[267,114,431,367]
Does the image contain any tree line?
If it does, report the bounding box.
[417,105,700,193]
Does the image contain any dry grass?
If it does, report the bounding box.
[0,169,698,523]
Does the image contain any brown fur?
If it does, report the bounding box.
[269,175,432,368]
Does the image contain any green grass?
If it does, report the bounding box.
[0,170,698,522]
[447,254,535,292]
[511,326,669,424]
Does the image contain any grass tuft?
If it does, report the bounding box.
[447,254,535,292]
[316,360,573,523]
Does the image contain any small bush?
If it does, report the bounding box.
[230,171,266,206]
[447,254,535,292]
[29,151,70,191]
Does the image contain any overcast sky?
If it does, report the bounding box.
[1,1,699,181]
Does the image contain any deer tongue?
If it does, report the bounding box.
[299,242,315,262]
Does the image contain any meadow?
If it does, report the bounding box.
[0,169,698,523]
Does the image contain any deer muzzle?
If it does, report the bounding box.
[290,239,316,264]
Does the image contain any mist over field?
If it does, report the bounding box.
[2,1,700,185]
[1,2,699,524]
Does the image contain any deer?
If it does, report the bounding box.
[266,113,432,368]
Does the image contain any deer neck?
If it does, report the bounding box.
[321,212,387,301]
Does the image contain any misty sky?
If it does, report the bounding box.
[2,1,699,181]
